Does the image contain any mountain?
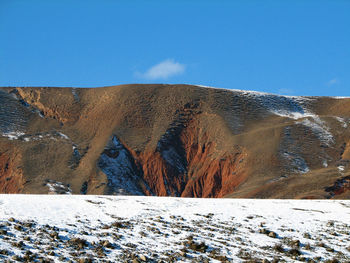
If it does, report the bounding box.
[0,84,349,198]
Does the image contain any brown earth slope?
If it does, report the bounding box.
[0,84,349,198]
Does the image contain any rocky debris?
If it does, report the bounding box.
[138,254,147,261]
[68,237,88,249]
[259,228,278,238]
[45,179,72,195]
[185,240,208,253]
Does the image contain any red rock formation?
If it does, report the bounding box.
[0,150,25,193]
[123,118,249,198]
[180,121,248,198]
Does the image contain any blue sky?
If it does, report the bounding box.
[0,0,349,96]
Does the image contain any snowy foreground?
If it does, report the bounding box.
[0,195,350,262]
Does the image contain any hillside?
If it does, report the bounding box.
[0,84,349,198]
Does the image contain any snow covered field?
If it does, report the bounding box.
[0,195,349,262]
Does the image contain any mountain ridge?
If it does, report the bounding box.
[0,84,349,198]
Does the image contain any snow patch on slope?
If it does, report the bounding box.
[193,84,272,96]
[322,159,329,168]
[338,166,345,173]
[296,118,334,146]
[252,94,334,146]
[57,132,70,140]
[282,152,310,174]
[334,96,350,99]
[194,84,335,147]
[1,131,25,140]
[98,136,143,195]
[1,131,72,143]
[335,116,348,128]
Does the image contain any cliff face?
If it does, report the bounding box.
[0,84,349,198]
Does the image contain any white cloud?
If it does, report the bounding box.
[327,78,339,86]
[138,59,185,80]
